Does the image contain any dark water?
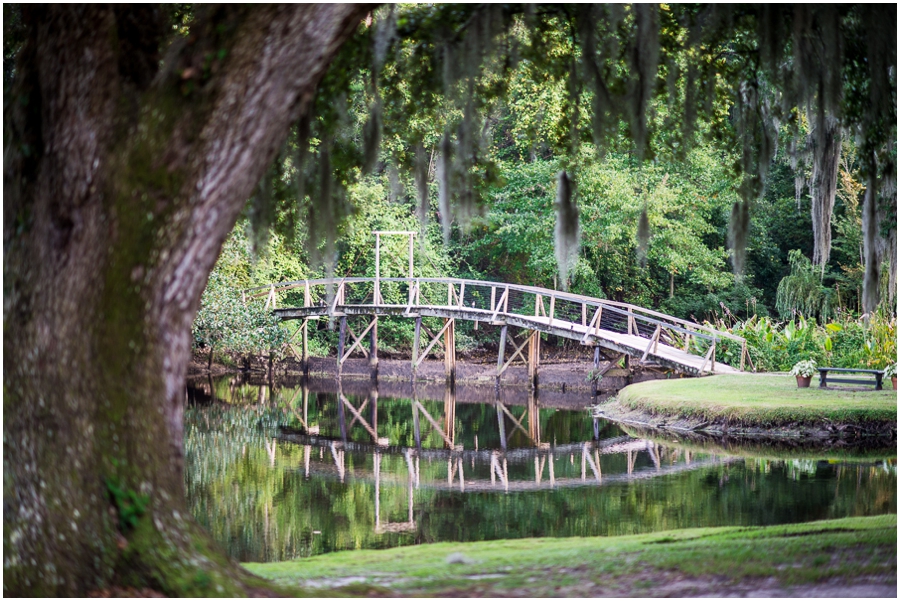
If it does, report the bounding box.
[184,377,897,563]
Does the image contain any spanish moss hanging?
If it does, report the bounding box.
[554,170,580,291]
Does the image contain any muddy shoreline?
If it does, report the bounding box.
[189,351,667,393]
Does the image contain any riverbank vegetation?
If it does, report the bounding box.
[608,374,897,433]
[245,514,896,597]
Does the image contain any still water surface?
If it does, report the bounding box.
[184,377,896,563]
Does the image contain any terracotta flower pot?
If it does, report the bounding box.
[892,377,897,391]
[796,375,812,388]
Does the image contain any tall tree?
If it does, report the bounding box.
[4,5,367,595]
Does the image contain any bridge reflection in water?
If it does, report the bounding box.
[272,380,734,535]
[184,377,897,563]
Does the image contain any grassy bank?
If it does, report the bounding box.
[608,374,897,432]
[245,515,896,597]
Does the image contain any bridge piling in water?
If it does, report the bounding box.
[528,330,540,389]
[443,318,456,387]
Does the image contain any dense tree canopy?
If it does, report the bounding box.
[242,4,895,308]
[3,4,896,596]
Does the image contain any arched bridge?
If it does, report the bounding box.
[246,276,749,381]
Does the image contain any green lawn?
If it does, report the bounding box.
[244,515,897,597]
[614,374,897,428]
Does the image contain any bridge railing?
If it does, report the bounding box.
[246,277,750,371]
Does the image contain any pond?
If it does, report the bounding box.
[184,376,897,564]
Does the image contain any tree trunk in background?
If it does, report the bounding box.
[810,116,842,268]
[3,4,366,595]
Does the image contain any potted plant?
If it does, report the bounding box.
[789,359,817,388]
[884,363,897,390]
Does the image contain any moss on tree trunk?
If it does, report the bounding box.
[3,4,366,595]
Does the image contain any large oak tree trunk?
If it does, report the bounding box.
[3,5,366,595]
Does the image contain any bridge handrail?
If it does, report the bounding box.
[245,276,744,346]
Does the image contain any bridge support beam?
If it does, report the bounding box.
[337,316,347,376]
[496,325,508,381]
[528,331,540,389]
[369,316,378,381]
[302,319,309,378]
[591,346,600,396]
[443,318,456,387]
[412,317,422,375]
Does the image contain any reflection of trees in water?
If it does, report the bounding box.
[183,381,897,563]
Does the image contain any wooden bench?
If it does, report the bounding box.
[817,367,884,390]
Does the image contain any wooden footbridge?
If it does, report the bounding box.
[246,232,749,384]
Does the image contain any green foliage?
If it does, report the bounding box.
[776,250,835,321]
[789,359,817,378]
[585,368,604,384]
[710,311,896,372]
[660,280,768,323]
[104,476,149,532]
[192,270,287,356]
[455,139,741,307]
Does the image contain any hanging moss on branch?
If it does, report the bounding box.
[553,170,579,291]
[284,4,894,304]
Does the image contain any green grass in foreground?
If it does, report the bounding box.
[616,374,897,427]
[244,515,897,597]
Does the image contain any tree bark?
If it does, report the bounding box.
[3,4,367,595]
[810,116,842,268]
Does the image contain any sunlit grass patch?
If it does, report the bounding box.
[616,374,896,428]
[245,515,896,597]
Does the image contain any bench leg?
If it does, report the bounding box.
[876,374,883,391]
[819,371,827,388]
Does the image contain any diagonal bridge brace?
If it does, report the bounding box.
[413,318,454,370]
[497,330,537,376]
[339,317,377,364]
